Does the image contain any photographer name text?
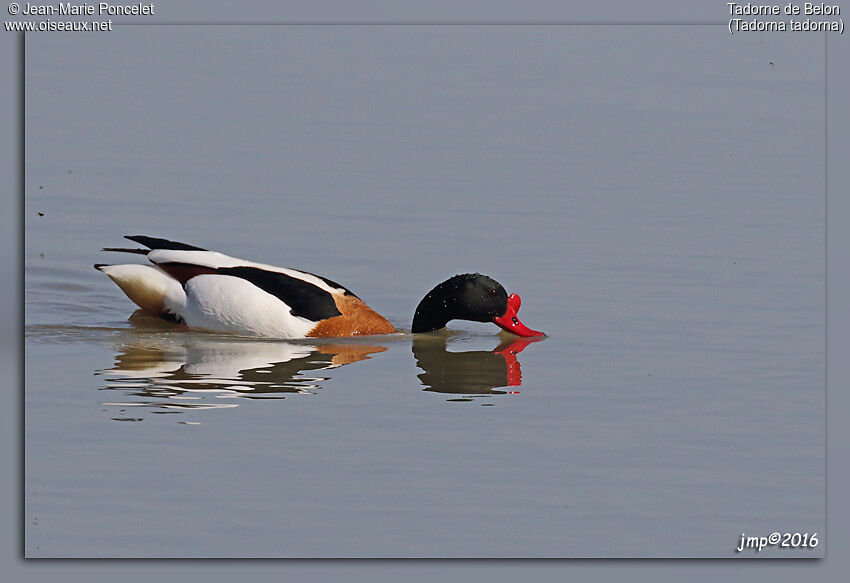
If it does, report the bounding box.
[14,2,153,16]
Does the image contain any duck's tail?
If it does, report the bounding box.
[95,263,186,322]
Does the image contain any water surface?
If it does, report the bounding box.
[25,26,824,557]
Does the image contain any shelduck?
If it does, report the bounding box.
[95,235,545,339]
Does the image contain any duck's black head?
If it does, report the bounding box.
[411,273,545,337]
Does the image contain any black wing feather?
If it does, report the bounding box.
[124,235,207,251]
[218,266,342,322]
[101,247,150,255]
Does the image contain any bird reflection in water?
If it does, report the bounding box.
[412,334,542,400]
[97,312,544,419]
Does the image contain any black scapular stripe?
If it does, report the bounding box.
[124,235,207,251]
[218,266,342,322]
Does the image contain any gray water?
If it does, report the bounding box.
[25,26,824,557]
